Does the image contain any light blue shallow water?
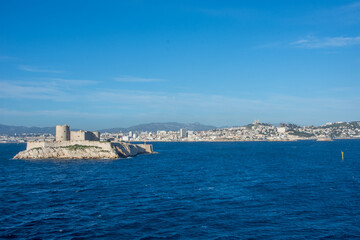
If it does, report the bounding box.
[1,141,360,239]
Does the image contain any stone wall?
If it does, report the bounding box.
[136,144,153,153]
[70,131,86,141]
[27,141,153,153]
[70,131,99,141]
[27,140,113,151]
[19,140,154,159]
[26,142,46,150]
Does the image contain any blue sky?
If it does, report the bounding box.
[1,0,360,129]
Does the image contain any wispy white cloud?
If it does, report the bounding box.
[326,1,360,24]
[40,78,99,86]
[18,65,64,74]
[93,89,358,113]
[0,78,98,101]
[2,78,357,113]
[0,108,35,116]
[299,1,360,25]
[291,36,360,49]
[270,95,359,111]
[6,78,99,87]
[115,76,166,83]
[1,78,359,127]
[0,56,19,61]
[0,108,113,118]
[339,1,360,12]
[0,81,71,101]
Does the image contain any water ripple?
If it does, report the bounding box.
[1,141,360,239]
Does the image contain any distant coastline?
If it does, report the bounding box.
[131,138,360,143]
[1,120,360,143]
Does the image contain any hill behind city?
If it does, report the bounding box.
[0,122,217,135]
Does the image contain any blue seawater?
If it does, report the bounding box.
[1,141,360,239]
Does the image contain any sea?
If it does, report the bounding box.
[1,140,360,239]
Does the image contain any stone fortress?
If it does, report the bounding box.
[56,125,100,142]
[14,125,153,159]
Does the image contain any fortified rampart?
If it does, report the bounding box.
[27,141,113,151]
[55,125,99,142]
[26,141,153,154]
[70,130,99,141]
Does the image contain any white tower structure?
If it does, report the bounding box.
[56,125,70,141]
[180,128,188,138]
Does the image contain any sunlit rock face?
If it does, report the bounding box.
[13,142,153,159]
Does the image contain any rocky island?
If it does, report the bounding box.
[14,125,153,159]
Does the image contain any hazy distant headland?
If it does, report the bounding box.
[1,120,360,143]
[0,122,216,135]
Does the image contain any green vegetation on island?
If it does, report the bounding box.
[60,145,101,150]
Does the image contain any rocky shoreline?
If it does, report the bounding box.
[13,142,153,159]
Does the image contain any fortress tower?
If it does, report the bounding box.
[93,131,100,140]
[56,125,70,141]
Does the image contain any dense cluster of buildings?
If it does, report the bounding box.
[101,121,360,142]
[1,121,360,143]
[0,133,54,143]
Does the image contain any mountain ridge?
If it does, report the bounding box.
[0,122,217,135]
[0,124,55,135]
[99,122,217,133]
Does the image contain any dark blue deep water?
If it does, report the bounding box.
[1,141,360,239]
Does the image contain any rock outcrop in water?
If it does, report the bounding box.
[14,124,154,160]
[13,141,153,159]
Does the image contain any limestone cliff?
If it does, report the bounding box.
[13,142,153,159]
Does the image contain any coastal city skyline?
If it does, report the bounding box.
[1,0,360,129]
[3,118,360,145]
[1,120,360,143]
